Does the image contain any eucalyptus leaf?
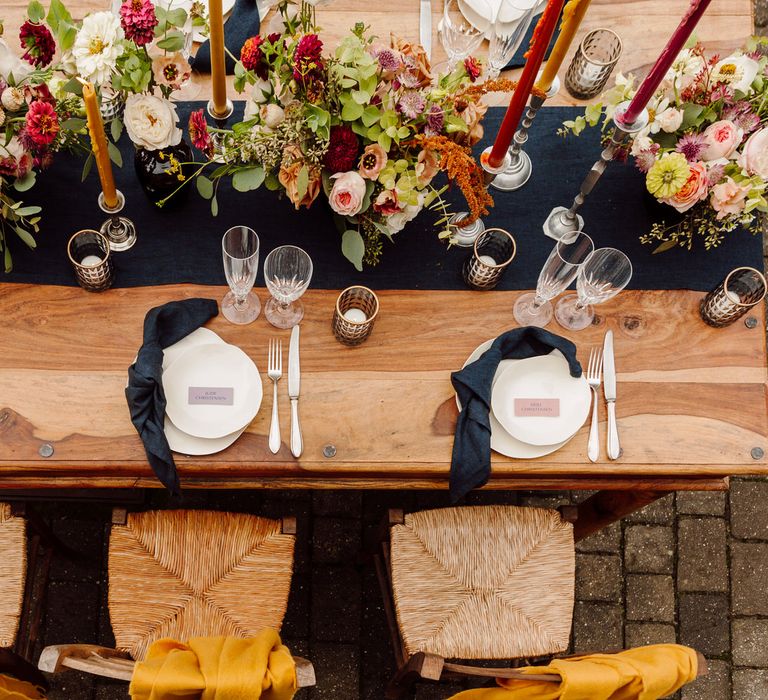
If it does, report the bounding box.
[4,246,11,274]
[196,176,214,199]
[156,32,185,52]
[81,152,94,182]
[653,238,679,254]
[108,141,123,168]
[233,166,265,192]
[15,206,42,217]
[264,172,281,191]
[14,226,37,248]
[110,117,123,142]
[341,229,365,271]
[13,172,36,192]
[211,194,219,216]
[297,165,309,200]
[166,7,188,26]
[341,100,364,121]
[61,117,86,132]
[27,0,45,23]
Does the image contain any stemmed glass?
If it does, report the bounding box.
[513,232,594,328]
[439,0,489,68]
[264,245,313,329]
[555,248,633,330]
[221,226,261,325]
[487,0,538,79]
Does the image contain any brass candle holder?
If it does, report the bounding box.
[98,189,137,252]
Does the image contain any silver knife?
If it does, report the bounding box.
[420,0,432,61]
[603,330,620,460]
[288,325,303,458]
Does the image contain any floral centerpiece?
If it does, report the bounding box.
[561,37,768,253]
[177,1,513,269]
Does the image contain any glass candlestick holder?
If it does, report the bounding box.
[98,190,137,252]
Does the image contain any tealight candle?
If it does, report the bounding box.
[725,290,741,304]
[343,308,367,323]
[80,255,103,266]
[478,255,497,266]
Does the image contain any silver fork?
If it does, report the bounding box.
[586,347,603,463]
[268,338,282,454]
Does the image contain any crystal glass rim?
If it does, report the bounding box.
[67,229,111,267]
[264,244,314,282]
[555,232,594,266]
[472,227,517,267]
[581,246,634,283]
[723,266,767,307]
[577,28,623,66]
[221,225,260,260]
[335,285,380,325]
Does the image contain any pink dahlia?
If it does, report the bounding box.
[323,125,359,174]
[19,20,56,68]
[25,100,59,146]
[464,56,481,82]
[293,33,324,85]
[119,0,159,47]
[188,109,213,157]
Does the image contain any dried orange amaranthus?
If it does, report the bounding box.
[457,77,546,105]
[414,135,494,225]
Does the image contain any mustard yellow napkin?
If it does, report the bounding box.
[0,674,45,700]
[129,630,296,700]
[448,644,699,700]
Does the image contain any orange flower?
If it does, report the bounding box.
[452,100,488,147]
[415,149,439,185]
[278,145,322,210]
[390,34,432,87]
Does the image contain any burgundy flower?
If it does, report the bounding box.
[188,109,213,157]
[464,56,481,82]
[293,33,324,85]
[25,100,59,146]
[33,149,54,170]
[119,0,159,47]
[323,124,359,174]
[425,104,444,136]
[675,133,708,162]
[19,20,56,68]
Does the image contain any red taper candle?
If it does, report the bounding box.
[619,0,712,125]
[487,0,567,169]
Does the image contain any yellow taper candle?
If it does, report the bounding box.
[208,0,228,117]
[536,0,592,92]
[81,81,118,209]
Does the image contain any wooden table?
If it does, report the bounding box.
[1,284,766,538]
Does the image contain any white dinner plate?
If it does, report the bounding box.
[163,342,263,439]
[162,327,224,372]
[457,340,571,459]
[491,354,590,446]
[458,0,544,38]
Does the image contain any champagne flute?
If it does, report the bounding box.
[513,232,594,327]
[221,226,261,325]
[439,0,489,68]
[264,245,313,329]
[487,0,538,79]
[555,248,633,330]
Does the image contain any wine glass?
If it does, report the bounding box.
[513,232,594,327]
[555,248,633,330]
[264,245,313,329]
[439,0,490,68]
[487,0,538,79]
[221,226,261,325]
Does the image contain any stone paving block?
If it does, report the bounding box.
[677,518,728,592]
[310,642,360,700]
[94,679,128,699]
[731,479,768,540]
[413,682,466,699]
[626,575,675,623]
[575,553,622,602]
[260,497,312,573]
[282,571,311,639]
[732,668,768,700]
[681,660,730,700]
[572,601,623,652]
[732,618,768,667]
[311,566,361,643]
[676,491,725,516]
[313,491,363,517]
[624,525,674,574]
[679,594,729,657]
[626,494,674,524]
[50,515,106,582]
[44,580,100,645]
[359,568,397,700]
[47,672,95,700]
[362,491,417,523]
[625,623,677,647]
[575,522,621,554]
[312,517,361,565]
[731,541,768,615]
[465,490,519,506]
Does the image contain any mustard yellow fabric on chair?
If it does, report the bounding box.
[129,630,296,700]
[0,674,45,700]
[448,645,699,700]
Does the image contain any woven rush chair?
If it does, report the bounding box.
[0,503,26,652]
[375,505,577,699]
[39,508,315,689]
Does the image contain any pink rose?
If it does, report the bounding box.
[660,161,709,213]
[738,127,768,179]
[373,189,401,215]
[358,143,387,179]
[700,120,744,161]
[710,176,750,219]
[328,171,367,217]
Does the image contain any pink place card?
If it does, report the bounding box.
[514,398,560,418]
[188,387,234,406]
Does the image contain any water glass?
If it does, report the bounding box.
[565,29,622,100]
[67,230,114,292]
[440,0,489,68]
[555,248,633,330]
[264,245,313,329]
[333,286,380,346]
[487,0,538,79]
[222,226,261,325]
[462,228,516,290]
[513,231,594,327]
[700,267,767,328]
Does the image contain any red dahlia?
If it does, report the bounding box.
[293,33,324,85]
[19,20,56,68]
[119,0,159,47]
[241,35,269,79]
[323,125,359,174]
[25,100,60,147]
[188,109,213,157]
[464,56,481,82]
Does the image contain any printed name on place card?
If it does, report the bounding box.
[514,398,560,417]
[188,387,235,406]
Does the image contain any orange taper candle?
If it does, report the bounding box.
[81,81,118,209]
[536,0,592,92]
[208,0,228,116]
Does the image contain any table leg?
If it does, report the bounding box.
[573,489,670,542]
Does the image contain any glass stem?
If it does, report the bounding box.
[531,294,546,311]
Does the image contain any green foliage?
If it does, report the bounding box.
[112,45,153,94]
[341,229,365,270]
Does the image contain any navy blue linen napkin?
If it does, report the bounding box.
[125,298,219,495]
[450,327,582,501]
[192,0,260,74]
[503,11,558,69]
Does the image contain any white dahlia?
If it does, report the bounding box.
[73,11,124,85]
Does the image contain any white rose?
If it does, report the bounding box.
[656,108,684,133]
[0,39,32,82]
[630,135,654,157]
[712,54,760,95]
[244,79,273,119]
[384,195,425,234]
[260,103,285,128]
[124,94,182,150]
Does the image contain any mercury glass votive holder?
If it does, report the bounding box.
[67,229,114,292]
[700,267,767,328]
[333,286,380,346]
[462,228,517,290]
[565,29,623,100]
